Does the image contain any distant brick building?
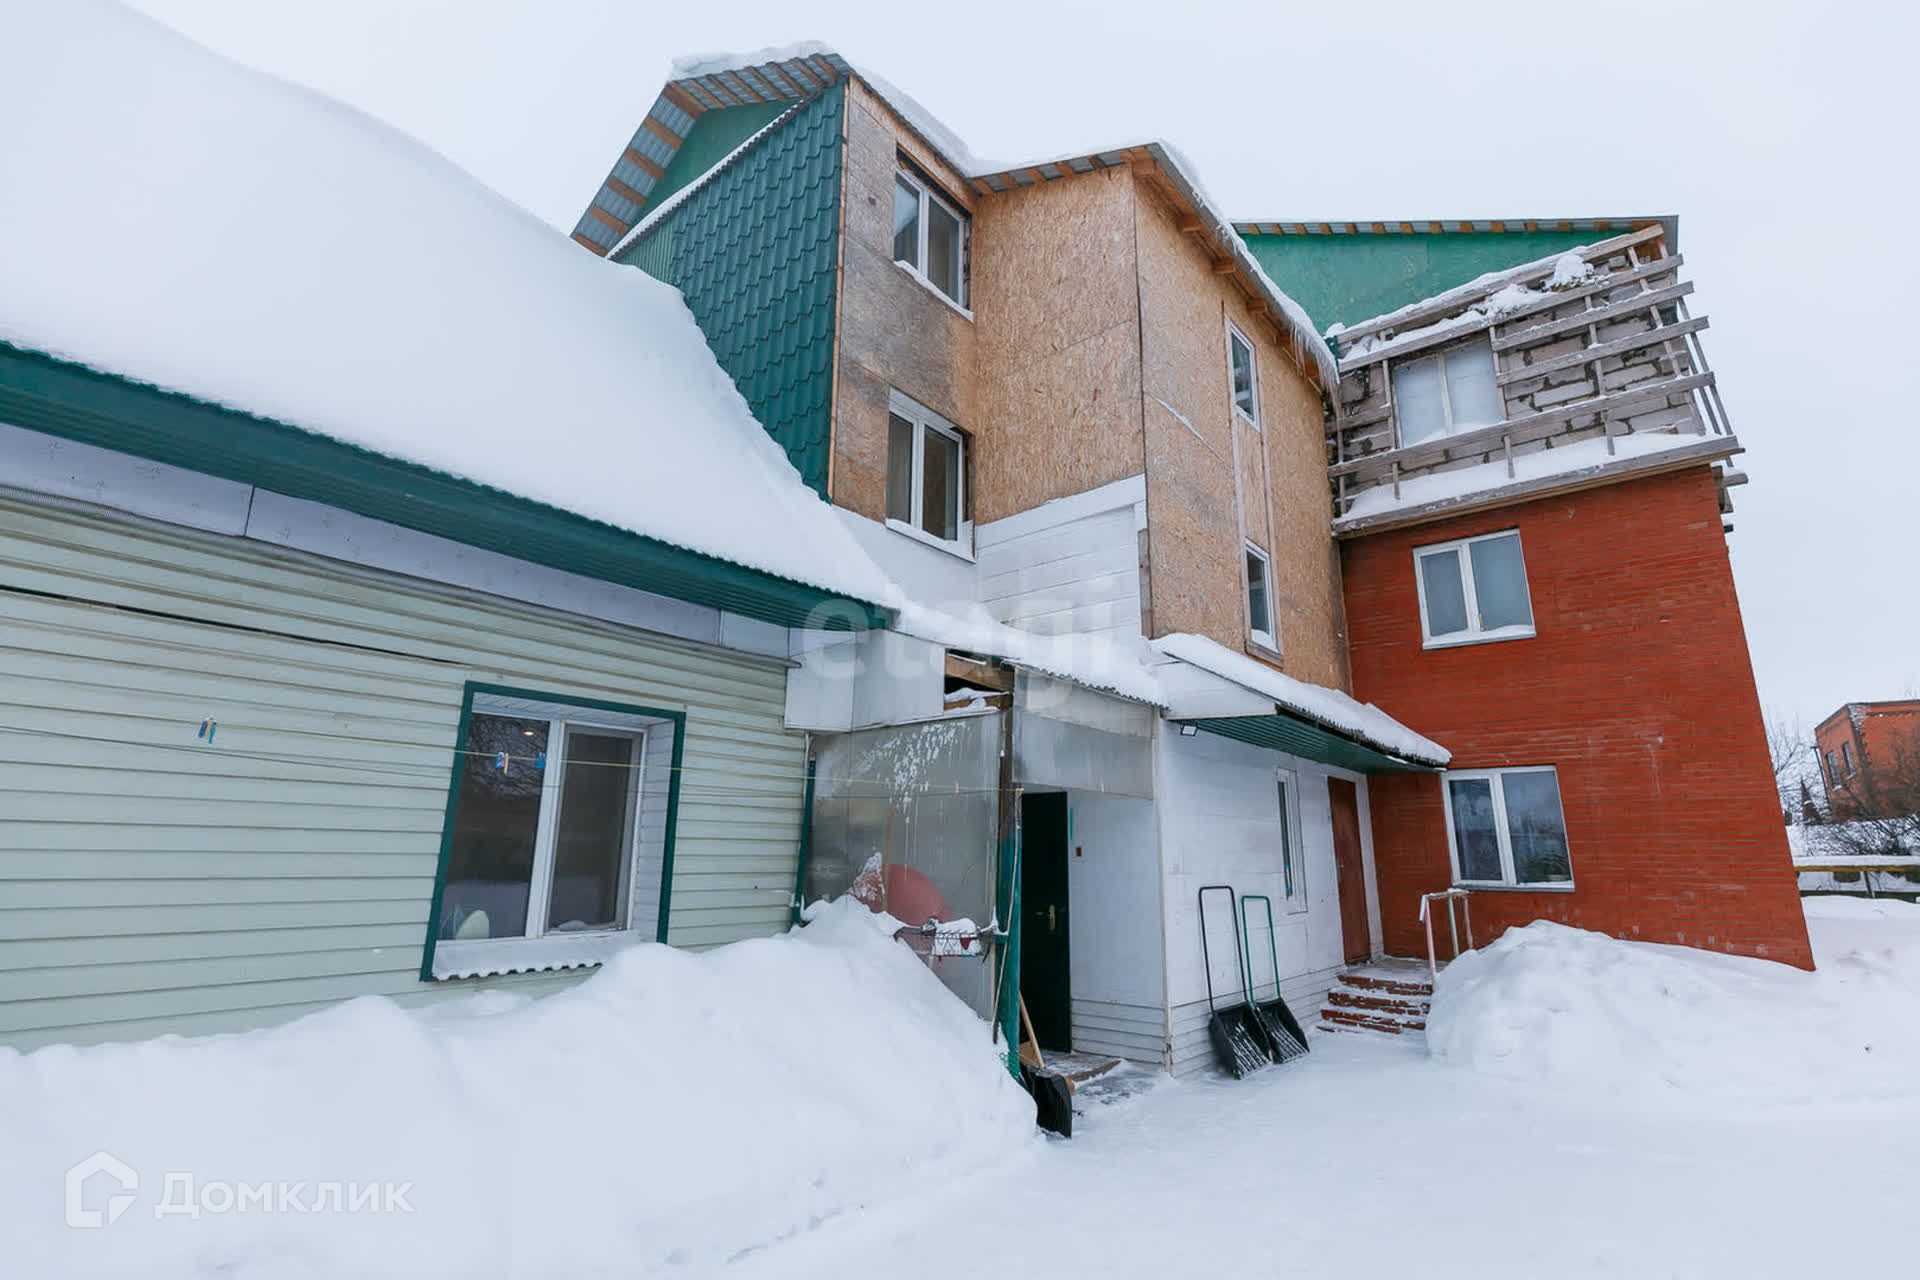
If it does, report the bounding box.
[1817,701,1920,820]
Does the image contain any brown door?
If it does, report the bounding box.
[1328,778,1371,964]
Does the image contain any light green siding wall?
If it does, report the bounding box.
[0,496,806,1048]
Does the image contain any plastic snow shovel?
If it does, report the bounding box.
[1198,885,1272,1078]
[1240,894,1310,1064]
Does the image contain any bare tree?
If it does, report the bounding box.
[1766,713,1821,825]
[1820,741,1920,858]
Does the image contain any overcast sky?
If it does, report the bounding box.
[130,0,1918,732]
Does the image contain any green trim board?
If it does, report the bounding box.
[418,682,690,981]
[1241,228,1613,335]
[616,83,844,496]
[0,341,888,630]
[1177,715,1438,775]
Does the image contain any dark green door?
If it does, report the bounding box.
[1020,792,1072,1051]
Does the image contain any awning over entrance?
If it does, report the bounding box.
[1152,634,1448,774]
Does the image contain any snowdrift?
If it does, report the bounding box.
[0,901,1034,1278]
[1426,907,1920,1105]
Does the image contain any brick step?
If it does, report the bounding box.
[1320,1006,1426,1035]
[1325,987,1431,1016]
[1336,973,1434,998]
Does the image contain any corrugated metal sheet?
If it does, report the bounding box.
[1178,715,1432,775]
[615,83,843,496]
[0,496,809,1048]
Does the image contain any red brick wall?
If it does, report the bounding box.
[1815,702,1920,820]
[1345,466,1813,969]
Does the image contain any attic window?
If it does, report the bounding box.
[892,164,969,308]
[1392,337,1502,447]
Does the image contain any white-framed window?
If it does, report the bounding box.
[1228,322,1260,426]
[885,390,970,554]
[1442,766,1573,888]
[1244,541,1276,650]
[1841,741,1856,775]
[892,163,968,308]
[1414,529,1534,647]
[428,689,678,979]
[1391,337,1502,447]
[1276,769,1306,911]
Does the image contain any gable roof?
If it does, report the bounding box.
[0,2,897,623]
[1236,216,1675,334]
[572,44,1337,389]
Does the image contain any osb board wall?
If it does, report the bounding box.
[969,166,1146,523]
[1132,178,1348,689]
[830,78,979,523]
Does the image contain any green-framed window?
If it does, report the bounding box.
[420,683,686,980]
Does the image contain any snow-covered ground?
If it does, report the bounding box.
[7,898,1916,1278]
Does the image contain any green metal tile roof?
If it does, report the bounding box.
[615,83,843,496]
[1178,715,1438,775]
[0,341,891,631]
[1237,219,1668,333]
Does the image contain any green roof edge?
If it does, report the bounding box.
[0,340,891,632]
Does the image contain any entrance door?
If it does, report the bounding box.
[1328,778,1372,964]
[1019,792,1072,1051]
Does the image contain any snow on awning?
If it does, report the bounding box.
[1152,633,1448,771]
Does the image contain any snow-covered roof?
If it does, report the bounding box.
[1151,633,1450,766]
[0,2,897,610]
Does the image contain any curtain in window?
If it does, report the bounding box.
[1447,777,1503,882]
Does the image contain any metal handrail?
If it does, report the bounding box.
[1418,889,1474,981]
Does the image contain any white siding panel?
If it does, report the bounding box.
[0,496,807,1046]
[976,477,1145,641]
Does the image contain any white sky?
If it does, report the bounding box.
[129,0,1919,730]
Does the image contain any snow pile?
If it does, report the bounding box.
[0,2,896,607]
[0,900,1034,1279]
[1428,909,1920,1105]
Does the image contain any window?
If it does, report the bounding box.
[892,165,968,307]
[426,688,681,979]
[1841,741,1856,775]
[1826,751,1842,787]
[1276,770,1306,910]
[1442,767,1572,888]
[1391,337,1502,447]
[885,390,969,552]
[1228,323,1260,426]
[1245,542,1276,650]
[1414,529,1534,646]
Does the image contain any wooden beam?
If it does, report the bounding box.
[1177,215,1203,234]
[603,175,647,206]
[570,231,607,254]
[585,205,631,233]
[621,148,666,180]
[944,652,1014,693]
[1211,258,1236,275]
[1492,281,1695,352]
[661,82,708,118]
[1329,372,1719,481]
[1333,436,1741,537]
[1497,315,1709,387]
[641,116,684,149]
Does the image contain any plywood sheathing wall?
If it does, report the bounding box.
[831,78,979,523]
[1132,177,1350,689]
[969,166,1146,523]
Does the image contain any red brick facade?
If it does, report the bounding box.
[1344,466,1813,969]
[1815,701,1920,820]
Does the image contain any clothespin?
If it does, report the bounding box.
[535,751,547,770]
[197,717,217,743]
[493,750,509,771]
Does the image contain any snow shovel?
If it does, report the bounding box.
[1198,885,1271,1078]
[1239,894,1310,1064]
